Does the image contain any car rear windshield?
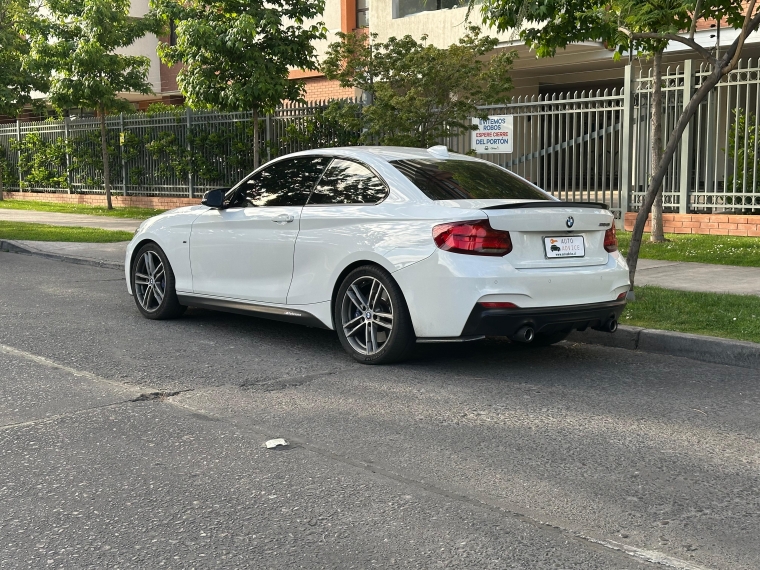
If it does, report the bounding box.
[391,158,552,201]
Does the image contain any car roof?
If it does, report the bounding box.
[285,146,482,163]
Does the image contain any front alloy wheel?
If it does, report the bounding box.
[131,243,186,320]
[335,265,415,364]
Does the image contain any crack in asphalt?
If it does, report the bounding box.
[0,342,715,570]
[242,369,348,391]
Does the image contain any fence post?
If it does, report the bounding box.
[618,64,635,226]
[186,107,194,199]
[64,117,73,194]
[120,113,127,196]
[15,120,22,192]
[678,60,694,214]
[266,112,272,163]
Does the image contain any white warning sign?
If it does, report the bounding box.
[472,115,513,154]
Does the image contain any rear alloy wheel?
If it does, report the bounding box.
[132,243,186,320]
[335,265,415,364]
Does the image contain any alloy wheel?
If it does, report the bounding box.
[341,276,394,355]
[134,250,166,312]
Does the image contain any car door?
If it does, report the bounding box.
[287,158,391,305]
[190,156,330,304]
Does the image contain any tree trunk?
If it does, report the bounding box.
[626,67,723,286]
[650,51,665,242]
[99,104,113,210]
[253,109,260,170]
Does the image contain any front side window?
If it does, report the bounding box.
[233,157,330,207]
[391,158,552,201]
[308,159,388,205]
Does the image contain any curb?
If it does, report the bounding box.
[568,325,760,370]
[0,240,124,271]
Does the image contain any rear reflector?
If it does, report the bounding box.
[480,302,519,309]
[432,219,513,256]
[616,291,628,301]
[604,225,618,253]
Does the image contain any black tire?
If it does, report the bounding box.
[131,243,186,320]
[334,265,416,364]
[522,330,571,347]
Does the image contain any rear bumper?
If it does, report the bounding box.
[461,300,626,337]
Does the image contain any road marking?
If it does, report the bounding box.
[579,536,712,570]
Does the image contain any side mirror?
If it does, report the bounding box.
[201,188,228,208]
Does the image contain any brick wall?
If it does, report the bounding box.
[2,192,199,210]
[624,212,760,236]
[302,77,355,101]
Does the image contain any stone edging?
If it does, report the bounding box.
[568,325,760,370]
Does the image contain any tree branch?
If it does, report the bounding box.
[722,0,760,74]
[621,28,717,64]
[689,0,703,39]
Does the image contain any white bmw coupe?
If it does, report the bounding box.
[126,146,630,364]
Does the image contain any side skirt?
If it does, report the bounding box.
[176,295,330,330]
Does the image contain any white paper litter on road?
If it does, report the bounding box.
[264,438,288,449]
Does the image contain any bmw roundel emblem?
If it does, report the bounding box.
[566,216,575,228]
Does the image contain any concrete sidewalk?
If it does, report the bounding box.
[635,258,760,296]
[0,209,143,232]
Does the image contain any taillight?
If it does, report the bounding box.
[432,220,513,256]
[604,225,618,253]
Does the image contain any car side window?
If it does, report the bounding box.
[234,157,330,207]
[307,159,388,205]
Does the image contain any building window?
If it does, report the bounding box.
[357,0,369,28]
[395,0,460,19]
[169,20,177,47]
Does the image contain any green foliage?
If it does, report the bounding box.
[0,0,48,118]
[727,108,759,196]
[0,220,134,242]
[471,0,735,59]
[27,0,161,114]
[617,230,760,267]
[0,199,164,219]
[323,27,515,148]
[621,285,760,344]
[152,0,326,115]
[11,132,69,189]
[280,101,362,149]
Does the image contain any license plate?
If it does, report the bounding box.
[544,236,585,258]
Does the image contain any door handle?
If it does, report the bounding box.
[272,214,294,224]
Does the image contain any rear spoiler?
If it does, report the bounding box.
[482,201,609,211]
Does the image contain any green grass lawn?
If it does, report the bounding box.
[0,199,166,220]
[0,221,133,242]
[623,285,760,343]
[617,231,760,267]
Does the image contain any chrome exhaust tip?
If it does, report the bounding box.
[511,326,535,343]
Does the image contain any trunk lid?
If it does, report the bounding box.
[482,202,614,268]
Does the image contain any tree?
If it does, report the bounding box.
[152,0,326,170]
[471,0,760,285]
[0,0,48,200]
[27,0,160,208]
[322,27,515,147]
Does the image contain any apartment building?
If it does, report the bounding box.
[298,0,760,101]
[51,0,760,107]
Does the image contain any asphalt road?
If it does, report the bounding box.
[1,252,758,569]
